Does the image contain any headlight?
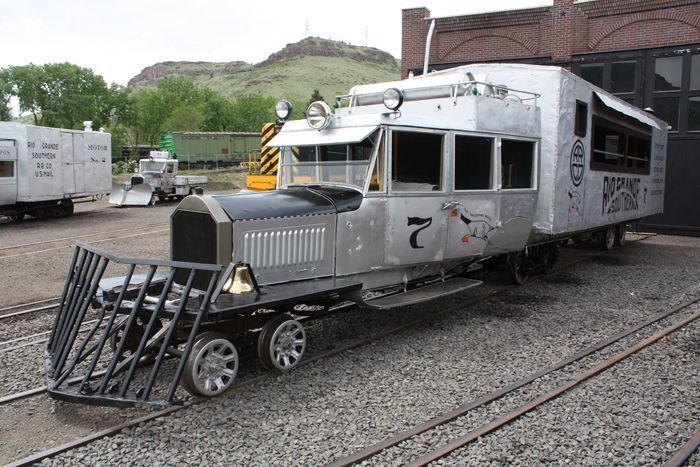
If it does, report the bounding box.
[383,88,404,111]
[275,99,293,121]
[306,101,332,130]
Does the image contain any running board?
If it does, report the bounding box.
[363,277,482,310]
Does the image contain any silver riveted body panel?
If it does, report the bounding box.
[231,214,336,285]
[335,197,387,276]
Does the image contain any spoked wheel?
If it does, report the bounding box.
[181,332,239,397]
[615,224,626,247]
[257,315,306,371]
[110,316,163,365]
[505,250,528,284]
[599,226,615,251]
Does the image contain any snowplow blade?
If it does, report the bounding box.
[109,181,153,206]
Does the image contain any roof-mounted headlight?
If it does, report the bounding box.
[383,88,404,111]
[306,101,332,130]
[275,99,293,121]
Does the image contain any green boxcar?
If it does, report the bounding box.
[160,132,261,166]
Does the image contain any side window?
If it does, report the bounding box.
[501,140,535,189]
[0,161,14,177]
[368,132,385,192]
[165,163,175,174]
[575,100,588,137]
[391,131,443,192]
[454,135,493,190]
[591,117,650,173]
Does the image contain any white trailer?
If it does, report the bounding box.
[0,122,112,220]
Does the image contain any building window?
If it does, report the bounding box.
[653,97,680,130]
[611,61,636,93]
[581,64,604,88]
[689,97,700,132]
[0,160,14,177]
[691,55,700,91]
[591,116,650,174]
[575,100,588,137]
[391,131,443,191]
[654,56,683,91]
[501,140,534,189]
[454,135,492,190]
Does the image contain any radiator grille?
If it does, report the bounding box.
[242,225,327,270]
[172,211,218,289]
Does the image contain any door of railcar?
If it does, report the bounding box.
[384,128,448,266]
[444,133,500,259]
[0,139,17,206]
[485,137,539,255]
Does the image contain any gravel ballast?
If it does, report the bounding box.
[28,234,699,466]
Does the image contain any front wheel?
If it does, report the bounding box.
[505,251,528,285]
[257,315,306,371]
[181,332,239,397]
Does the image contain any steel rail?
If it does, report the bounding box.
[405,309,700,467]
[326,293,700,466]
[3,235,656,463]
[0,223,169,253]
[0,302,59,321]
[664,429,700,467]
[0,297,60,313]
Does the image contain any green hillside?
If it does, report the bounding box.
[128,38,401,103]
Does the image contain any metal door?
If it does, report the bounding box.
[72,133,85,193]
[61,132,76,194]
[384,128,448,266]
[0,140,17,205]
[445,133,500,259]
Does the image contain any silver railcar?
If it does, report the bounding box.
[45,65,667,406]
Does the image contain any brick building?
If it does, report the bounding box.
[402,0,700,235]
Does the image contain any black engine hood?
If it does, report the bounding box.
[213,186,363,221]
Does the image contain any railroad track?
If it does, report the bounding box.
[326,300,700,466]
[0,298,60,320]
[0,222,168,259]
[5,234,696,466]
[0,236,651,403]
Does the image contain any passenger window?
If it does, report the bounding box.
[165,163,174,174]
[591,117,650,173]
[454,135,492,190]
[575,101,588,137]
[0,161,14,177]
[501,140,534,189]
[391,131,443,191]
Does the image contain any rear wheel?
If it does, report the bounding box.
[257,315,306,371]
[615,224,626,247]
[599,226,615,251]
[181,332,239,397]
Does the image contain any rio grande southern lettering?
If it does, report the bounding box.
[602,176,640,215]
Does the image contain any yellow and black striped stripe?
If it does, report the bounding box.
[260,123,280,175]
[259,123,300,175]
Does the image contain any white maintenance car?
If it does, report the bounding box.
[109,151,208,206]
[0,122,111,221]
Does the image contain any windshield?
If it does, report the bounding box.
[140,161,166,173]
[278,130,381,189]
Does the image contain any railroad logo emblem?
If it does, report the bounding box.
[570,139,584,187]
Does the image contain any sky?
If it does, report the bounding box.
[2,0,552,87]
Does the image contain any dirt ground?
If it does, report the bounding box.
[0,184,242,309]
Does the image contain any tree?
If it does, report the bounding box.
[308,89,325,107]
[163,105,204,131]
[1,63,115,129]
[229,95,277,132]
[0,69,12,121]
